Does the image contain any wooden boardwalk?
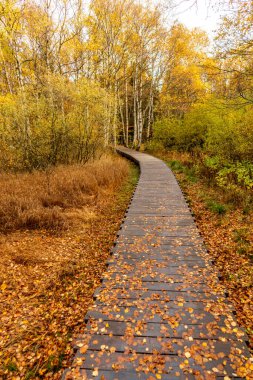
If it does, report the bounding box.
[63,147,251,380]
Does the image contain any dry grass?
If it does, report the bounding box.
[0,155,129,232]
[0,154,137,379]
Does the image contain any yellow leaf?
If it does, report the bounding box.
[1,282,7,292]
[75,358,83,366]
[92,368,99,376]
[237,366,247,376]
[80,345,88,354]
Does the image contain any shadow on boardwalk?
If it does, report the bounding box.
[63,147,252,380]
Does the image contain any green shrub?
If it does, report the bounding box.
[145,140,165,153]
[216,162,253,191]
[168,160,198,183]
[204,103,253,162]
[152,117,182,149]
[151,98,253,201]
[206,200,227,214]
[153,98,253,161]
[204,156,221,171]
[168,160,185,172]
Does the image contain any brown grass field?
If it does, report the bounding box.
[0,155,138,379]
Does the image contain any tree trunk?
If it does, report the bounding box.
[133,73,138,147]
[137,75,143,149]
[125,76,129,147]
[147,88,154,139]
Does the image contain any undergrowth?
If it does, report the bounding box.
[0,155,138,379]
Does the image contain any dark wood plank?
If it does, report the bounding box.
[83,320,247,341]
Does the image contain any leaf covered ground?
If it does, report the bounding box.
[0,156,139,379]
[157,151,253,351]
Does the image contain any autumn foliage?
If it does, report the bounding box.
[0,0,253,377]
[0,155,137,379]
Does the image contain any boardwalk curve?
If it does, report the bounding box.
[63,147,251,380]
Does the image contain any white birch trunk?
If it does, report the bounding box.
[133,72,138,146]
[125,76,129,147]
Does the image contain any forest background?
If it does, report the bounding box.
[0,0,253,193]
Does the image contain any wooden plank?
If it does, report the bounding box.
[74,351,248,377]
[85,308,229,325]
[83,320,246,341]
[85,335,249,356]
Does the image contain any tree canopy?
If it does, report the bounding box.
[0,0,252,169]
